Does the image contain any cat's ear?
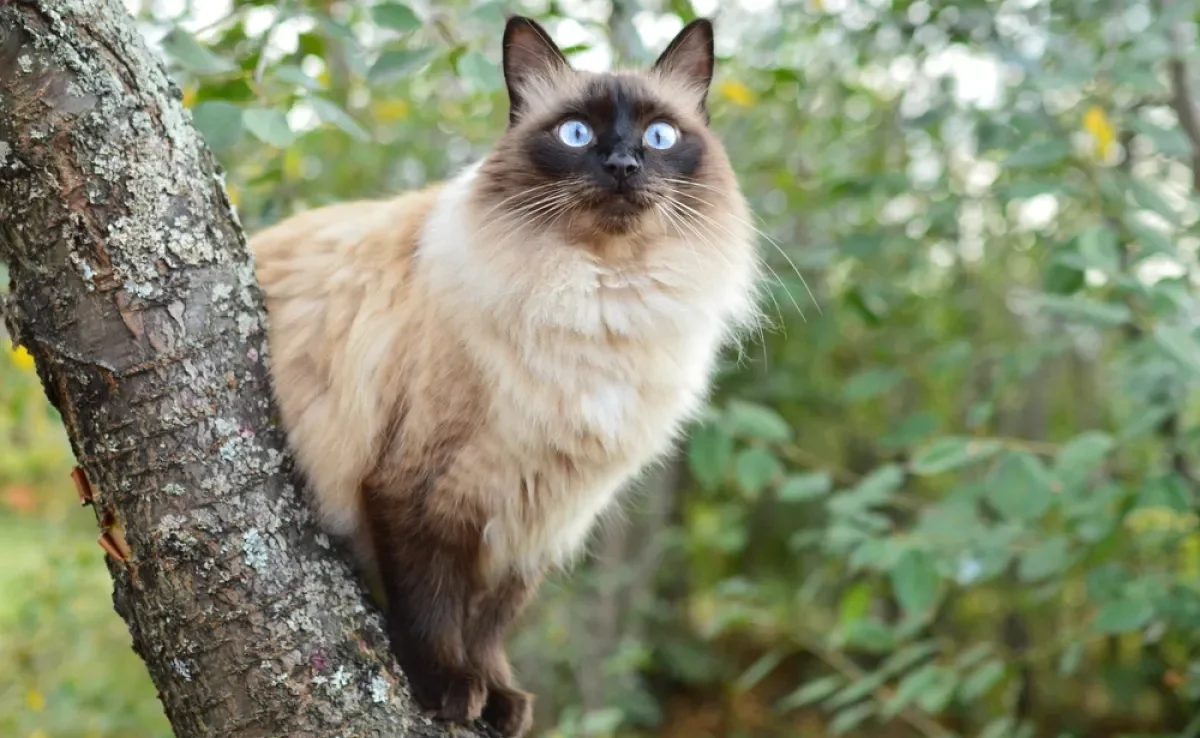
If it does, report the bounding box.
[653,19,715,114]
[503,16,570,125]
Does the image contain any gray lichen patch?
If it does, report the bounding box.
[241,528,270,571]
[370,674,390,703]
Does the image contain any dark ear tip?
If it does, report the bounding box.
[683,17,714,37]
[503,15,530,36]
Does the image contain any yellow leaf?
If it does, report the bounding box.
[1182,535,1200,580]
[284,148,304,180]
[10,343,35,372]
[1083,105,1115,160]
[373,99,410,123]
[719,79,756,108]
[25,689,45,712]
[181,84,198,108]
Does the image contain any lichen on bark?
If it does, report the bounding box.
[0,1,491,736]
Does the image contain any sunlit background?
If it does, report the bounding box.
[3,0,1200,736]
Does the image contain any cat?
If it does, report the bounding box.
[249,15,760,737]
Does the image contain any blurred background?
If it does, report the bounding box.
[3,0,1200,736]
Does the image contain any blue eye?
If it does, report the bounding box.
[557,119,593,147]
[643,121,678,150]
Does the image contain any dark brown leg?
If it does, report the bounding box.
[466,571,540,737]
[362,484,488,724]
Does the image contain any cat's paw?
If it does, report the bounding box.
[436,670,488,724]
[482,686,534,737]
[404,667,487,725]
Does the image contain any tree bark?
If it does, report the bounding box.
[0,2,487,736]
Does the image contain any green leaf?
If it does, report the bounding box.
[373,2,422,31]
[778,471,832,502]
[190,101,243,150]
[455,50,503,92]
[1075,225,1121,274]
[242,107,294,148]
[841,367,903,402]
[890,548,939,614]
[1092,598,1153,634]
[1035,294,1131,326]
[735,448,782,498]
[1018,536,1071,581]
[848,538,902,573]
[841,617,895,652]
[1154,324,1200,378]
[825,670,888,709]
[879,640,939,677]
[471,1,508,24]
[1128,221,1176,258]
[735,650,785,693]
[1058,641,1084,675]
[983,450,1054,522]
[687,422,733,490]
[317,16,359,44]
[829,703,876,735]
[1004,139,1071,168]
[910,436,1001,476]
[726,400,793,443]
[881,664,938,717]
[1131,118,1192,157]
[275,64,325,90]
[829,464,905,516]
[915,667,958,713]
[1054,431,1113,489]
[980,717,1017,738]
[1129,179,1180,224]
[161,27,237,75]
[838,581,871,626]
[955,642,995,670]
[776,675,843,712]
[1136,474,1191,512]
[960,659,1006,701]
[578,707,624,735]
[879,411,937,450]
[1118,404,1173,443]
[369,47,438,84]
[309,97,370,141]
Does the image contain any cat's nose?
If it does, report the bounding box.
[603,152,641,180]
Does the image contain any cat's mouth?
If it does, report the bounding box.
[565,183,657,233]
[592,184,654,211]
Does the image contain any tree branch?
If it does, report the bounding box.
[1167,18,1200,189]
[0,1,489,735]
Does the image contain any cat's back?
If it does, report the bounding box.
[250,188,441,299]
[247,186,443,535]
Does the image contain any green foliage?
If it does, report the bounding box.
[4,0,1200,736]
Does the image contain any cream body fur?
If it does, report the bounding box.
[252,160,758,580]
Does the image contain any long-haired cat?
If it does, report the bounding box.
[250,15,760,737]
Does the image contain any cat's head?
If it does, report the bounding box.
[472,16,744,244]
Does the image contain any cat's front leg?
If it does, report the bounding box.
[361,482,489,724]
[466,571,540,736]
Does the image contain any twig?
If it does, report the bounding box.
[1160,8,1200,485]
[1166,13,1200,189]
[800,635,955,738]
[253,6,294,95]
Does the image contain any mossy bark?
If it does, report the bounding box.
[0,2,488,736]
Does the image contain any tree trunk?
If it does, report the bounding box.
[0,2,487,736]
